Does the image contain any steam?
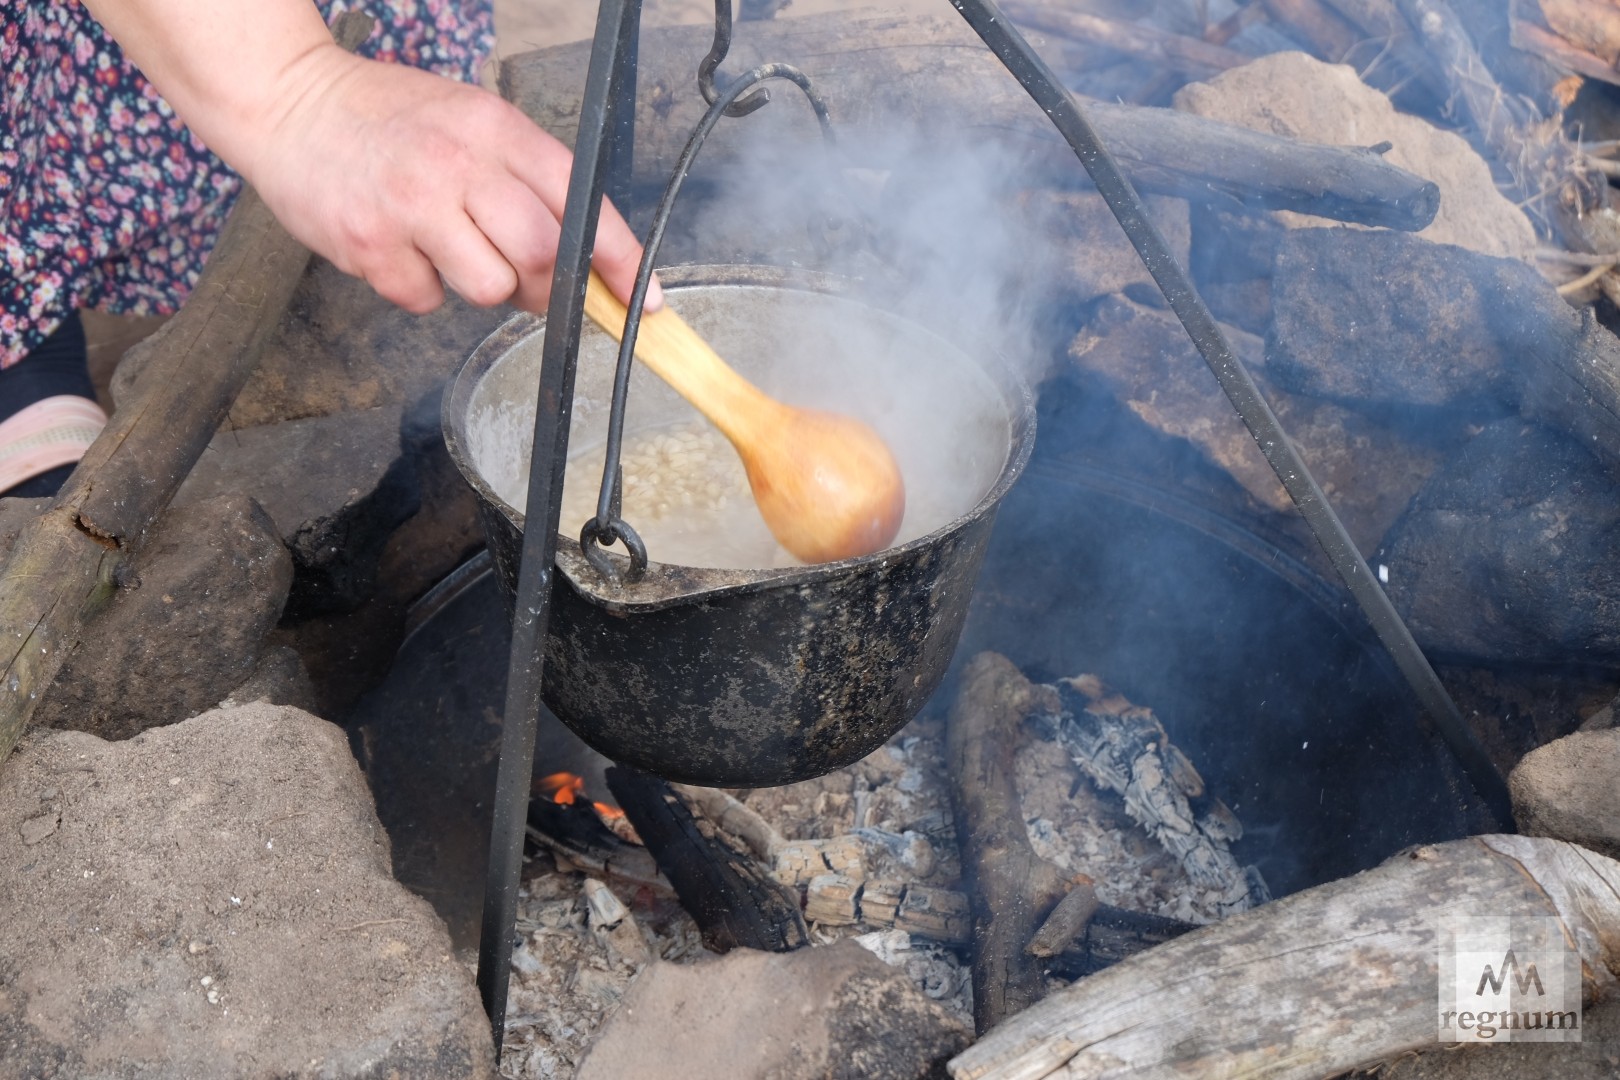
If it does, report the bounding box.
[652,119,1064,392]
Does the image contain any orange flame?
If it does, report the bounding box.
[537,771,585,805]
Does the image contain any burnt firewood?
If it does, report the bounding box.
[605,766,809,954]
[1392,0,1608,248]
[525,798,669,894]
[1026,879,1101,958]
[502,13,1440,232]
[1038,676,1271,917]
[946,652,1077,1034]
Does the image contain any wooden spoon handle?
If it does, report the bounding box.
[583,271,777,442]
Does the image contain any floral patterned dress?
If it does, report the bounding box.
[0,0,494,369]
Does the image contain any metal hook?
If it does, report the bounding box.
[699,0,771,117]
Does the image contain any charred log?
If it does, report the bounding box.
[1045,904,1198,979]
[526,797,669,894]
[604,766,809,954]
[946,652,1077,1034]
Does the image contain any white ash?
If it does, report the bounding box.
[1036,674,1269,921]
[498,853,710,1080]
[852,928,974,1012]
[1016,733,1221,924]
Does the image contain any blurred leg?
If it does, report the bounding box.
[0,312,107,498]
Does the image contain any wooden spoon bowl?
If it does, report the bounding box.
[584,271,906,563]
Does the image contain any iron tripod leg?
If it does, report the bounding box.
[944,0,1514,830]
[474,0,645,1054]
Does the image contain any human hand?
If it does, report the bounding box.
[239,43,659,316]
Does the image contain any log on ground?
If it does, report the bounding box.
[946,652,1074,1034]
[949,835,1620,1079]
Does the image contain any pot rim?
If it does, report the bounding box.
[443,263,1037,612]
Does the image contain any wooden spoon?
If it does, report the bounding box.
[583,271,906,563]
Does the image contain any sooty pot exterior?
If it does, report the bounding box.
[475,498,1012,786]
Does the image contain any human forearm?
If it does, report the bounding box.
[77,0,342,187]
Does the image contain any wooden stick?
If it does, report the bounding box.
[1389,0,1609,246]
[1555,258,1619,295]
[501,12,1440,231]
[0,13,370,770]
[1044,904,1198,978]
[0,192,309,769]
[1000,0,1253,76]
[1259,0,1364,59]
[1026,879,1101,958]
[526,798,671,894]
[1537,246,1620,265]
[1512,18,1620,87]
[1314,0,1450,98]
[1205,1,1269,46]
[946,652,1073,1034]
[950,835,1620,1079]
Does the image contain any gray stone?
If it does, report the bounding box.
[1173,51,1537,261]
[1510,729,1620,861]
[1266,229,1538,406]
[0,703,495,1078]
[34,493,293,741]
[576,940,971,1080]
[1378,420,1620,666]
[1030,188,1192,308]
[176,405,420,617]
[1068,296,1288,513]
[1065,295,1456,552]
[218,645,319,714]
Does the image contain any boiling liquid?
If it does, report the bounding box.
[558,421,799,570]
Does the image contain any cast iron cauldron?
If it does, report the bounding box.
[443,265,1034,786]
